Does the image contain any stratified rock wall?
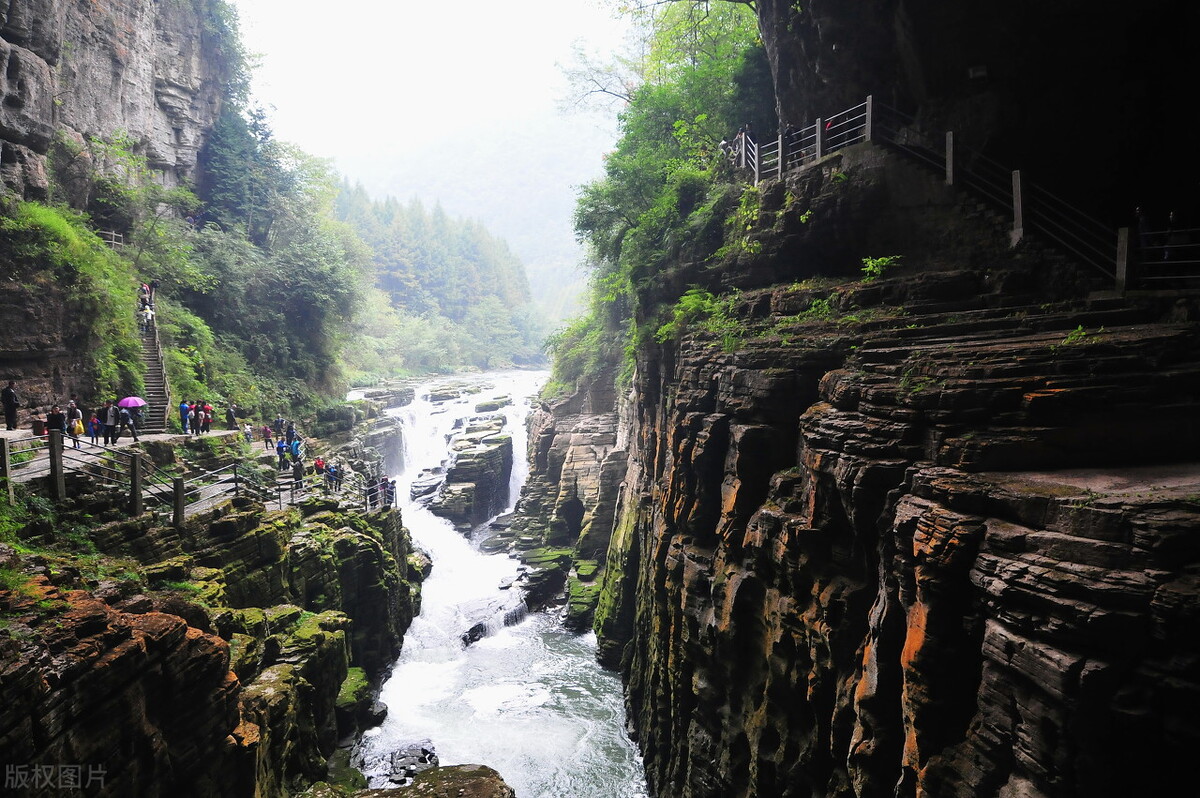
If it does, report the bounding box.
[1,0,224,197]
[589,145,1200,797]
[2,493,423,797]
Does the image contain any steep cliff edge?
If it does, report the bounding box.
[537,141,1200,796]
[1,0,226,198]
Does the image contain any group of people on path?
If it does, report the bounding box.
[253,414,393,508]
[179,399,219,435]
[4,380,141,446]
[137,281,158,333]
[8,375,397,510]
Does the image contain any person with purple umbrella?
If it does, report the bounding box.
[117,396,146,442]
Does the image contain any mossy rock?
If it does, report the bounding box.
[574,559,600,582]
[264,603,304,630]
[336,667,370,710]
[297,783,350,798]
[300,496,342,517]
[228,632,262,680]
[144,555,193,585]
[326,748,368,792]
[565,575,603,632]
[407,552,433,580]
[396,764,517,797]
[520,547,573,568]
[473,397,511,413]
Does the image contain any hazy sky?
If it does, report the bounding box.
[230,0,633,315]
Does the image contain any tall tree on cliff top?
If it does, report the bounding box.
[548,1,771,394]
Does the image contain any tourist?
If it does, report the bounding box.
[242,422,253,443]
[276,438,289,471]
[86,411,100,445]
[274,415,285,436]
[324,462,337,493]
[66,401,83,449]
[178,399,189,431]
[2,380,19,430]
[226,403,238,429]
[333,463,344,493]
[46,405,66,437]
[313,456,325,481]
[292,458,305,491]
[289,436,303,463]
[262,423,274,450]
[102,400,120,445]
[286,420,296,445]
[118,404,139,442]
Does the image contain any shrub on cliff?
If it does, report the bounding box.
[0,202,143,398]
[557,2,773,396]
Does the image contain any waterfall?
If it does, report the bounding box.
[353,371,648,797]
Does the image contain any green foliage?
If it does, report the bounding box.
[861,254,902,282]
[197,0,252,102]
[559,2,771,394]
[654,287,742,351]
[335,183,546,373]
[0,202,143,398]
[1050,324,1104,353]
[715,185,763,258]
[544,310,609,397]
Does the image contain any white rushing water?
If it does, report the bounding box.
[355,371,649,798]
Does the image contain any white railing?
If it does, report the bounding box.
[731,95,1191,291]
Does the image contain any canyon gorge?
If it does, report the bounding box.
[4,1,1199,797]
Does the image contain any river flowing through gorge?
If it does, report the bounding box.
[353,371,648,797]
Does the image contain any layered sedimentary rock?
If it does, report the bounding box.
[577,142,1200,796]
[428,413,513,530]
[1,415,423,797]
[1,0,225,197]
[499,370,629,622]
[0,577,240,796]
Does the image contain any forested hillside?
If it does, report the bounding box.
[335,185,544,377]
[1,0,543,418]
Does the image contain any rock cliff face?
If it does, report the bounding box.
[1,0,225,198]
[524,141,1200,796]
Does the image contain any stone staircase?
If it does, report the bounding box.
[139,323,170,434]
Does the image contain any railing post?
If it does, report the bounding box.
[777,132,785,178]
[863,95,874,142]
[1010,169,1025,246]
[1116,227,1130,293]
[945,131,955,186]
[48,430,66,501]
[128,452,143,516]
[173,477,185,528]
[814,118,824,160]
[0,438,13,506]
[752,139,761,186]
[234,462,240,497]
